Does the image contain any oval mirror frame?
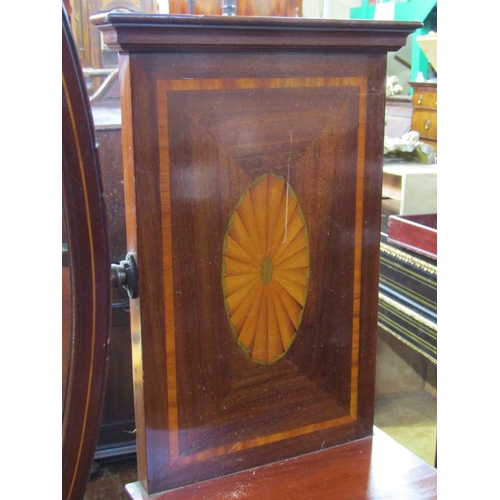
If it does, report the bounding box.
[62,6,111,499]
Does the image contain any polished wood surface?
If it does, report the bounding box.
[62,6,112,499]
[93,14,420,495]
[125,427,437,499]
[155,73,373,478]
[93,14,421,53]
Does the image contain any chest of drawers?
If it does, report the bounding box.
[409,82,437,155]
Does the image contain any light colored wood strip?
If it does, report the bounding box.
[159,76,364,94]
[349,78,367,419]
[157,80,179,465]
[174,414,356,466]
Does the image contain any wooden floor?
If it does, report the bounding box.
[375,390,437,466]
[84,456,138,500]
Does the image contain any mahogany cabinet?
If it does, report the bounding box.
[92,14,420,496]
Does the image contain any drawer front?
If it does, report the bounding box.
[412,90,437,109]
[412,109,437,140]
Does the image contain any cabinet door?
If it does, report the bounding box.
[119,50,386,495]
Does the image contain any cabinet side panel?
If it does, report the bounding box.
[119,53,147,488]
[356,54,387,431]
[127,53,173,493]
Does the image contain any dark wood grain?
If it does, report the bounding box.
[92,13,421,53]
[125,427,437,500]
[93,14,420,496]
[62,6,112,499]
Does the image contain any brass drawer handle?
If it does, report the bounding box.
[418,94,423,105]
[425,119,431,130]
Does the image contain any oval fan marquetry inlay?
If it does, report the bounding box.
[222,173,309,364]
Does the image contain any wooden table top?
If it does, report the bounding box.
[125,427,437,499]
